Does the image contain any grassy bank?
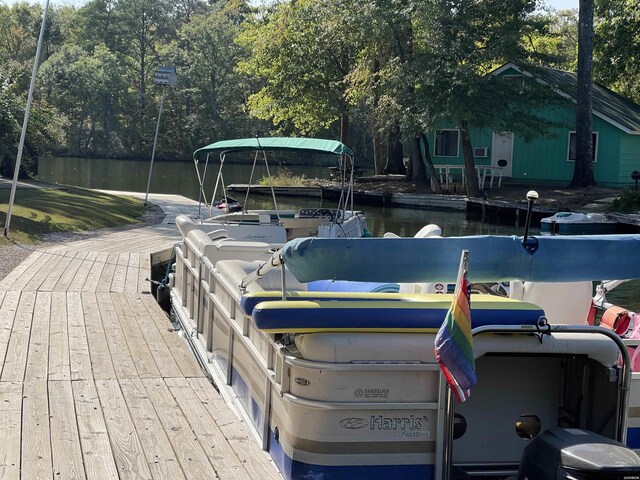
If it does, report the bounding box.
[0,185,147,245]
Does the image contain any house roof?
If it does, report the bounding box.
[492,63,640,135]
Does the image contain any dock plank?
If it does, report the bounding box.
[72,380,120,480]
[49,291,71,381]
[138,253,151,294]
[21,380,51,479]
[68,251,98,291]
[119,378,187,480]
[54,251,90,292]
[110,253,130,293]
[142,378,218,479]
[83,252,109,292]
[95,379,153,480]
[1,292,36,382]
[0,291,21,374]
[39,250,76,292]
[110,293,159,379]
[81,293,116,380]
[23,251,65,292]
[97,253,119,294]
[124,294,183,378]
[0,382,22,480]
[95,294,138,379]
[139,294,204,378]
[67,292,93,381]
[188,377,282,480]
[166,377,251,480]
[24,292,50,382]
[125,252,140,294]
[49,379,87,480]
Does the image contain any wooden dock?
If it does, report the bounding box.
[0,193,282,480]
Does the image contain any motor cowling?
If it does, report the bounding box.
[518,428,640,479]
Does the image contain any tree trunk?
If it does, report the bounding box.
[385,124,405,174]
[407,134,427,184]
[570,0,596,188]
[340,114,349,147]
[421,133,443,193]
[372,58,384,175]
[460,119,482,198]
[373,130,384,175]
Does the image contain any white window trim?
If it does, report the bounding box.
[434,129,460,157]
[566,131,599,163]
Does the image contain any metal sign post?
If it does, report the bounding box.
[144,66,177,206]
[4,0,50,238]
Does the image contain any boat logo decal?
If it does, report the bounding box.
[354,388,389,399]
[338,418,369,429]
[370,415,423,431]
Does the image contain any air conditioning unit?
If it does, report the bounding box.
[474,147,489,158]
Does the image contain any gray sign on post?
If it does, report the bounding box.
[145,66,177,206]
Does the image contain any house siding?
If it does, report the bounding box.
[428,104,631,187]
[619,135,640,185]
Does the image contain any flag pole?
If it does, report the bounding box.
[4,0,50,238]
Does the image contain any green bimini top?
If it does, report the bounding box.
[193,137,353,158]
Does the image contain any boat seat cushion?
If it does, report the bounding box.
[251,294,545,333]
[295,331,619,366]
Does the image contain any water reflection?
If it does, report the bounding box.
[38,156,525,238]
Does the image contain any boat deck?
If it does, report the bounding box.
[0,193,281,480]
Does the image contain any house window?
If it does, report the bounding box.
[435,130,460,157]
[567,132,598,162]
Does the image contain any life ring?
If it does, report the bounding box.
[600,305,633,336]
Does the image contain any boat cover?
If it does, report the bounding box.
[194,137,353,157]
[307,280,399,293]
[280,234,640,283]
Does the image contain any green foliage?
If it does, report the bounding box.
[0,67,64,178]
[161,2,259,153]
[39,44,128,156]
[0,0,632,171]
[518,7,578,70]
[237,0,359,137]
[594,0,640,103]
[257,168,308,187]
[612,187,640,213]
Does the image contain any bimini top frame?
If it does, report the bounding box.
[192,137,356,221]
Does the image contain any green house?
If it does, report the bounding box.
[428,62,640,187]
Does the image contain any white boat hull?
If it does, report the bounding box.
[170,229,640,479]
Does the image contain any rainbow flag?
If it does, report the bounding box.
[434,250,477,403]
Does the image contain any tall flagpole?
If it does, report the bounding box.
[4,0,50,238]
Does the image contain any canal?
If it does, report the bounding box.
[37,156,639,311]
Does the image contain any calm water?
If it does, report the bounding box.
[37,156,523,237]
[37,156,639,310]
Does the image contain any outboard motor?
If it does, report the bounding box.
[518,428,640,479]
